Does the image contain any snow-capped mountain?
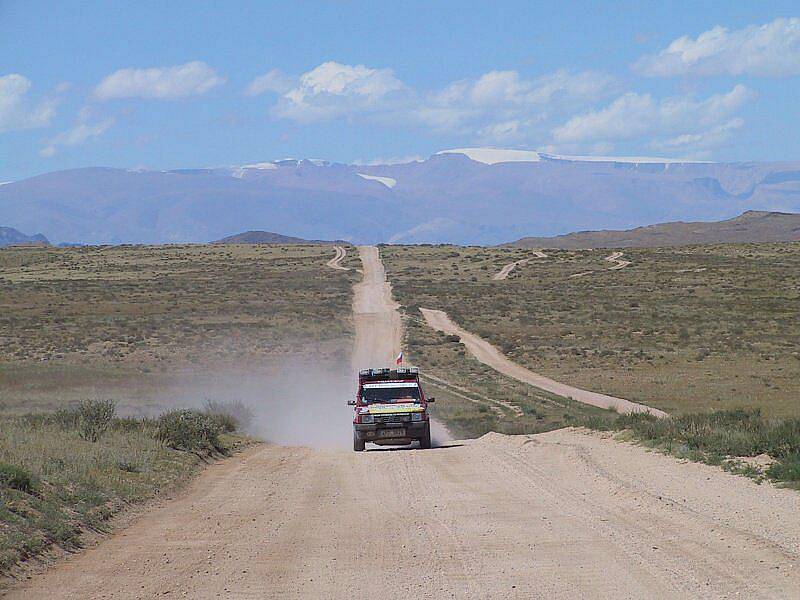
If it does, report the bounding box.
[0,148,798,245]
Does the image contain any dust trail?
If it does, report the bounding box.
[130,363,353,448]
[244,364,353,448]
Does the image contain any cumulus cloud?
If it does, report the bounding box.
[270,61,405,123]
[416,69,615,137]
[249,59,751,154]
[0,74,56,133]
[634,17,800,77]
[245,69,295,96]
[94,61,224,100]
[552,85,752,150]
[258,61,615,144]
[652,118,744,154]
[41,109,114,157]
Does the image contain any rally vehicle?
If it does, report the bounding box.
[349,367,434,451]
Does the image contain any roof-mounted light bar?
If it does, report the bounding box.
[359,366,420,377]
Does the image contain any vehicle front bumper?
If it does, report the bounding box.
[354,421,428,441]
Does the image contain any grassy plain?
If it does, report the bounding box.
[0,244,356,413]
[383,243,799,418]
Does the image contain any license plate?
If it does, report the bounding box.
[378,428,405,438]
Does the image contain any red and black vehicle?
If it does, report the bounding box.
[348,367,434,451]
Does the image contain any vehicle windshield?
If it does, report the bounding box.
[361,385,421,404]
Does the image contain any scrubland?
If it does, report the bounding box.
[0,244,356,413]
[383,243,800,485]
[384,243,799,417]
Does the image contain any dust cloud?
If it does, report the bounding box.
[142,360,355,449]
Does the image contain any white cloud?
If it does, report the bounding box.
[653,118,744,154]
[94,61,224,100]
[264,61,613,138]
[418,69,615,135]
[552,85,753,150]
[0,74,56,133]
[273,61,405,123]
[478,120,522,143]
[634,17,800,77]
[41,110,114,157]
[244,69,295,96]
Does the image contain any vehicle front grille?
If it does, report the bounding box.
[376,414,411,424]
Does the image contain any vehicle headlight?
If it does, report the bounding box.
[360,414,374,424]
[411,412,423,422]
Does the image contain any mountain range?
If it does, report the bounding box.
[213,230,343,244]
[510,210,800,248]
[0,226,49,247]
[1,148,799,245]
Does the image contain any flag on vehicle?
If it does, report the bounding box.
[395,351,403,365]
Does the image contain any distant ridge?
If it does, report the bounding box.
[508,211,800,249]
[213,230,345,245]
[2,151,800,245]
[0,226,49,247]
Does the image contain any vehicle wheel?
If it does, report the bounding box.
[419,424,432,449]
[353,432,365,452]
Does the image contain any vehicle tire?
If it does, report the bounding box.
[353,432,365,452]
[419,424,432,449]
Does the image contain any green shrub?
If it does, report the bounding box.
[203,399,253,433]
[155,410,224,453]
[48,408,81,430]
[767,454,800,483]
[77,399,116,442]
[591,409,800,485]
[0,462,37,494]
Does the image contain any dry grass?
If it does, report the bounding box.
[0,244,356,413]
[383,243,800,418]
[0,408,249,577]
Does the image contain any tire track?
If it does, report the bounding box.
[604,250,631,270]
[326,245,349,270]
[492,250,548,280]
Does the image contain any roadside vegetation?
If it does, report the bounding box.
[0,399,251,578]
[0,244,356,413]
[406,312,613,439]
[586,409,800,488]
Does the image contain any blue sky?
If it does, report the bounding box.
[2,1,800,180]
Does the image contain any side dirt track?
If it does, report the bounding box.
[420,308,667,417]
[8,246,800,599]
[492,250,548,280]
[325,245,349,271]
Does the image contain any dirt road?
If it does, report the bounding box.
[350,245,402,370]
[420,308,668,417]
[493,250,548,280]
[605,250,632,270]
[10,247,800,599]
[325,245,349,270]
[12,432,800,599]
